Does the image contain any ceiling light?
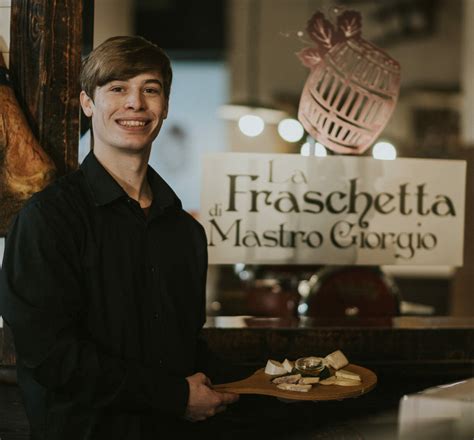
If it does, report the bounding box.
[372,141,397,160]
[278,118,305,142]
[315,142,327,157]
[300,142,311,156]
[301,141,327,157]
[238,114,265,137]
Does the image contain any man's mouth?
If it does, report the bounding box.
[116,119,150,127]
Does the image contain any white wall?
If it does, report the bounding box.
[93,0,134,46]
[462,0,474,145]
[149,61,229,211]
[0,0,10,68]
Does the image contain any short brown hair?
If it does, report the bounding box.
[80,36,172,99]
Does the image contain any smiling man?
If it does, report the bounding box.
[0,36,238,440]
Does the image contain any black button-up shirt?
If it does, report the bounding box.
[0,152,214,439]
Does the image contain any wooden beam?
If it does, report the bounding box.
[0,0,83,235]
[9,0,82,177]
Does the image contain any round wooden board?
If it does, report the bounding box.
[213,364,377,401]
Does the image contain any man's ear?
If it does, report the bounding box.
[163,99,169,120]
[80,91,94,117]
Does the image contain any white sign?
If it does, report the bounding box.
[201,153,466,266]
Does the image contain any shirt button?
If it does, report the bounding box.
[150,266,155,273]
[153,313,159,319]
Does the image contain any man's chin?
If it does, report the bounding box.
[114,144,151,155]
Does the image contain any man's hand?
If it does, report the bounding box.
[184,372,239,422]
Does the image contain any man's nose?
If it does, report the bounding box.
[124,90,144,110]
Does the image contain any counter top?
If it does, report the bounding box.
[205,315,474,329]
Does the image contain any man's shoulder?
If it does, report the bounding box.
[20,168,89,221]
[179,210,205,232]
[177,210,207,248]
[5,169,90,244]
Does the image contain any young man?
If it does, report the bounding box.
[0,36,238,439]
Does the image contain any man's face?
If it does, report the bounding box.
[80,71,168,154]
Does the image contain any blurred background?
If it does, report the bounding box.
[1,0,473,320]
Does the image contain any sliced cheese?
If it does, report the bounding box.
[335,369,361,382]
[276,383,312,392]
[282,358,294,373]
[272,374,301,384]
[264,359,287,376]
[299,377,320,385]
[319,376,337,385]
[333,377,360,387]
[324,350,349,370]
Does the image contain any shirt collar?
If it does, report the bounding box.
[80,151,181,211]
[146,164,182,212]
[80,152,125,206]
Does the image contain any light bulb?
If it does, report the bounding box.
[372,141,397,160]
[300,142,327,157]
[315,142,327,157]
[300,142,310,156]
[278,118,304,142]
[238,115,264,137]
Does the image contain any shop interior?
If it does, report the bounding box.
[0,0,473,438]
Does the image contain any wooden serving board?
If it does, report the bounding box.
[213,364,377,401]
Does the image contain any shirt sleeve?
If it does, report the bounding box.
[0,200,189,415]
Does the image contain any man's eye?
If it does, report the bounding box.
[144,88,160,94]
[110,86,124,92]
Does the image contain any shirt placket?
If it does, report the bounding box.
[126,198,161,367]
[146,220,165,368]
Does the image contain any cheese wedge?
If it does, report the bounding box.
[324,350,349,370]
[276,383,312,392]
[299,377,320,385]
[272,374,301,384]
[334,377,360,387]
[319,376,337,385]
[282,358,294,373]
[264,360,287,376]
[335,369,361,382]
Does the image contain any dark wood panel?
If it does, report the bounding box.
[203,327,474,366]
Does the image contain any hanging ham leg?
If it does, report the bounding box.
[0,52,55,199]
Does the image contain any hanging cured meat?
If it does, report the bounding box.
[0,52,55,200]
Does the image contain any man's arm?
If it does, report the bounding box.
[0,201,189,415]
[183,219,239,420]
[191,220,225,379]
